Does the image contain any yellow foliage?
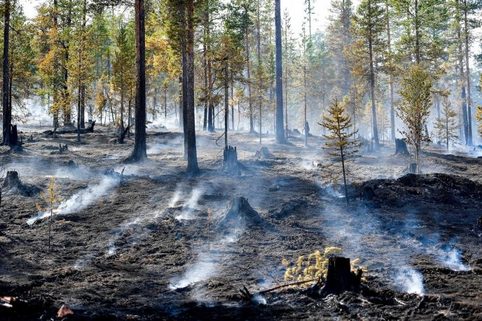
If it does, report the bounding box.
[282,247,366,288]
[38,177,61,212]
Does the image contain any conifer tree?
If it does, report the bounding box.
[397,64,433,172]
[320,99,359,204]
[352,0,386,148]
[434,95,459,150]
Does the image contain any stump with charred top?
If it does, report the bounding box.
[395,139,410,156]
[2,171,40,197]
[255,147,275,160]
[309,256,362,296]
[223,146,241,175]
[217,197,266,230]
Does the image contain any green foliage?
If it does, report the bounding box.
[320,99,359,161]
[434,94,459,150]
[397,64,433,168]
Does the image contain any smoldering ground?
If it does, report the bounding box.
[0,127,481,320]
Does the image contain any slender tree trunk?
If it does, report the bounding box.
[224,62,229,148]
[80,0,87,129]
[164,84,168,120]
[2,0,12,146]
[340,146,348,205]
[463,0,472,145]
[283,17,289,137]
[128,0,147,162]
[414,0,420,64]
[386,1,395,142]
[230,71,234,131]
[275,0,285,144]
[203,2,209,131]
[246,28,254,133]
[368,5,379,148]
[63,0,73,126]
[256,0,263,144]
[446,116,449,151]
[183,0,199,174]
[456,0,469,144]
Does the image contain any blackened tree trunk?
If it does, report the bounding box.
[231,71,234,131]
[386,2,395,142]
[79,0,87,129]
[63,0,73,126]
[463,0,472,145]
[456,0,469,144]
[224,62,229,148]
[368,2,379,148]
[274,0,285,144]
[246,28,254,133]
[2,0,12,146]
[256,0,263,144]
[127,0,147,162]
[182,0,199,174]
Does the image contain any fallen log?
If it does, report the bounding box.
[44,121,96,135]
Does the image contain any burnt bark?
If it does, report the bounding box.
[182,0,199,174]
[274,0,285,144]
[2,0,12,146]
[127,0,147,162]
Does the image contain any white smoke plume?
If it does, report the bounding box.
[27,175,120,225]
[394,267,425,295]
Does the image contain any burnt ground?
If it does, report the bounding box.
[0,126,481,320]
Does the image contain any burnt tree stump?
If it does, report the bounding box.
[118,126,130,144]
[255,147,274,160]
[395,139,410,156]
[217,197,266,230]
[2,171,40,196]
[3,171,22,190]
[308,256,362,297]
[223,146,241,175]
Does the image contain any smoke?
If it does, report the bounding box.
[106,218,142,257]
[436,247,470,272]
[73,188,179,269]
[27,175,120,225]
[175,186,204,221]
[394,267,425,295]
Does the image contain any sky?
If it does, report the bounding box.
[19,0,361,34]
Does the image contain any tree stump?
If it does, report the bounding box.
[217,197,266,230]
[117,126,130,144]
[255,147,274,160]
[308,256,362,297]
[3,171,22,190]
[395,139,410,156]
[2,171,40,196]
[10,125,19,146]
[409,163,418,174]
[223,146,241,175]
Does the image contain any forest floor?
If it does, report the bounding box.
[0,125,481,320]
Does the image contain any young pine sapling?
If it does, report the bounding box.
[434,95,459,151]
[37,177,60,252]
[320,99,359,204]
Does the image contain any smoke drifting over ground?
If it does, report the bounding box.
[27,175,121,225]
[1,128,481,320]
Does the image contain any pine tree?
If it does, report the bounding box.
[434,95,459,150]
[127,0,148,162]
[397,64,433,172]
[274,0,285,143]
[112,22,135,143]
[2,0,12,146]
[320,99,359,204]
[352,0,387,148]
